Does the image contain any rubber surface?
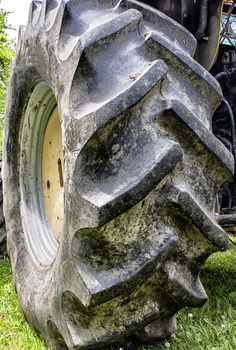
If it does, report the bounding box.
[0,159,6,258]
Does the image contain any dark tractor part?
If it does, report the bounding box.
[194,0,224,70]
[194,0,208,41]
[211,1,236,231]
[211,1,236,75]
[213,69,236,232]
[222,50,236,72]
[211,47,236,76]
[141,0,224,70]
[140,0,200,32]
[4,0,234,349]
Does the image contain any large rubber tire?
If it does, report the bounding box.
[4,0,234,349]
[0,159,6,258]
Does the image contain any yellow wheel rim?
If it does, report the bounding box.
[42,107,64,242]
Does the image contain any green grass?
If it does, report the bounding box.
[0,243,236,350]
[153,240,236,350]
[0,259,47,350]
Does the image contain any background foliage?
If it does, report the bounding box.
[0,1,15,135]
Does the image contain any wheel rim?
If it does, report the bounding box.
[42,107,64,242]
[20,81,63,266]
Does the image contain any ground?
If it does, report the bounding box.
[0,240,236,350]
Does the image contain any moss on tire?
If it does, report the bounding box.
[3,0,234,349]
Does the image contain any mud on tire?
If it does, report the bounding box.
[0,159,6,258]
[3,0,234,349]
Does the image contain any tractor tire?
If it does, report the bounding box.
[0,159,6,258]
[3,0,234,349]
